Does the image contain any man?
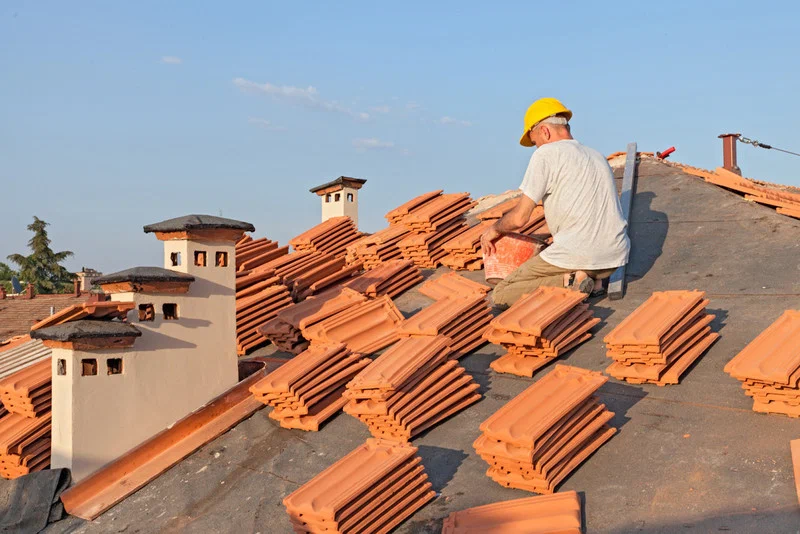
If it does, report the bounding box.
[481,97,630,308]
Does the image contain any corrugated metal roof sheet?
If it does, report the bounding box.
[0,339,50,381]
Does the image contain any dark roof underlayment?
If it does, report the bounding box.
[143,214,255,234]
[31,320,141,342]
[309,176,367,193]
[92,267,195,286]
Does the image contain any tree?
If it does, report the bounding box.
[7,217,74,294]
[0,262,16,281]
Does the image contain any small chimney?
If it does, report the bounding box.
[73,278,81,297]
[0,286,5,299]
[718,133,742,176]
[25,283,34,300]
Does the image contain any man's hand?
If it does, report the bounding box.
[481,224,503,256]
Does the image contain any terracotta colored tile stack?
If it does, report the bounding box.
[258,289,367,354]
[724,310,800,416]
[418,272,491,301]
[485,287,599,377]
[395,193,475,269]
[345,226,409,269]
[441,491,582,533]
[0,411,51,479]
[398,295,491,359]
[440,220,495,271]
[474,365,615,494]
[250,343,371,431]
[303,295,404,355]
[477,198,548,235]
[235,236,287,272]
[0,359,50,418]
[236,284,293,355]
[385,190,444,225]
[283,438,434,534]
[288,256,364,301]
[605,290,719,386]
[289,216,361,257]
[343,336,481,440]
[343,259,423,299]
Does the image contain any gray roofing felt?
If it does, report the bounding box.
[31,320,141,342]
[143,214,255,234]
[92,267,195,286]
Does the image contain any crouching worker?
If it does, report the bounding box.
[481,97,630,308]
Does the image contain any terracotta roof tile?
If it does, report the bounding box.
[283,438,432,530]
[385,190,443,225]
[417,272,490,301]
[0,293,97,341]
[343,259,422,299]
[0,410,51,479]
[0,359,50,418]
[441,491,581,534]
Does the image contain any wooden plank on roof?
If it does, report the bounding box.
[608,142,638,301]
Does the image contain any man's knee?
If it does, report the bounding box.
[491,282,512,309]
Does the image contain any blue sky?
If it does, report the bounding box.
[2,1,798,275]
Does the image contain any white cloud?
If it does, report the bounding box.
[352,138,398,152]
[233,77,370,121]
[370,105,390,114]
[161,56,182,64]
[438,116,472,127]
[247,117,287,131]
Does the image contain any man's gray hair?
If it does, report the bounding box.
[540,115,568,126]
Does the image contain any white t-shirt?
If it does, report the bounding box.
[519,139,630,270]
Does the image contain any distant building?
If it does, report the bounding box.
[32,214,254,482]
[309,176,366,227]
[75,268,102,291]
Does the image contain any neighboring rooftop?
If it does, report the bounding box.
[309,176,367,194]
[92,267,195,287]
[142,214,255,234]
[0,292,95,341]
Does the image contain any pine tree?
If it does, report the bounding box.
[7,217,74,294]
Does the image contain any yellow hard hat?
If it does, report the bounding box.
[519,98,572,147]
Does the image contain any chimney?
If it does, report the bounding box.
[73,278,81,297]
[25,283,34,300]
[718,133,742,176]
[0,286,5,299]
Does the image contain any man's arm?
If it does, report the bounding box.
[480,194,536,255]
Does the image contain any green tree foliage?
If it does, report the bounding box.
[7,217,74,294]
[0,262,17,281]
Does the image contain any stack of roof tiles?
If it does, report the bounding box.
[681,166,800,220]
[398,294,491,359]
[385,190,443,225]
[394,192,475,269]
[258,289,367,354]
[474,365,615,494]
[289,216,361,257]
[236,281,293,355]
[303,295,404,355]
[724,310,800,416]
[441,491,582,534]
[235,235,288,272]
[343,336,481,441]
[283,438,434,534]
[604,290,719,386]
[0,359,50,418]
[485,287,599,377]
[345,226,409,269]
[441,199,548,271]
[418,272,491,301]
[343,259,422,299]
[0,411,51,479]
[250,343,370,431]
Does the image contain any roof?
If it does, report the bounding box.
[0,293,95,341]
[309,177,367,194]
[143,214,255,234]
[30,320,141,342]
[92,267,195,286]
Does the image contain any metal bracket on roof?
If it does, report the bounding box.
[608,142,638,301]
